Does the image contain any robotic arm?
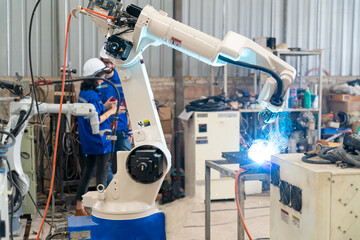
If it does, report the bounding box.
[133,5,295,114]
[64,2,296,238]
[75,0,295,218]
[80,3,295,119]
[2,97,100,197]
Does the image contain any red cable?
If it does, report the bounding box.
[305,67,330,76]
[81,7,115,20]
[36,10,75,240]
[235,169,253,240]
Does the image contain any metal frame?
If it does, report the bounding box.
[273,50,323,139]
[205,160,269,240]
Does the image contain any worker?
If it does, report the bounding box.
[98,46,133,184]
[75,58,119,216]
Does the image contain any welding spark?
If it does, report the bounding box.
[248,112,292,163]
[248,140,278,163]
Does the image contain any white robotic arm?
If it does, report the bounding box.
[67,2,296,238]
[78,3,295,122]
[73,0,295,219]
[133,5,295,118]
[2,98,100,197]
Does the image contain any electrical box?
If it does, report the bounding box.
[183,111,240,200]
[20,126,37,216]
[271,154,360,240]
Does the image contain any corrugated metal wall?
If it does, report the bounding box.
[182,0,360,77]
[1,0,359,78]
[0,0,173,77]
[182,0,285,77]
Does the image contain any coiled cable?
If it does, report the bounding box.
[302,144,360,167]
[185,94,229,112]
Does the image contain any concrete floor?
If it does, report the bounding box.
[18,193,270,240]
[161,193,270,240]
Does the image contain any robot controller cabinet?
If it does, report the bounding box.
[270,154,360,240]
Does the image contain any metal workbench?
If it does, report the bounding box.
[205,158,269,240]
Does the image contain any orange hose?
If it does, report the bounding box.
[305,67,330,76]
[235,169,253,240]
[36,10,74,240]
[81,7,115,20]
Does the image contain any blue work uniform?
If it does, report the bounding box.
[78,89,112,155]
[98,69,129,133]
[98,69,131,184]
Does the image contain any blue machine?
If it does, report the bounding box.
[68,212,165,240]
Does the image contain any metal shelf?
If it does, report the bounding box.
[273,49,323,56]
[274,50,323,139]
[251,50,323,139]
[238,108,320,113]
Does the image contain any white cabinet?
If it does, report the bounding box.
[271,154,360,240]
[183,111,240,200]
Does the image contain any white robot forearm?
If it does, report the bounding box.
[88,4,295,114]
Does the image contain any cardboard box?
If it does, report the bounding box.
[328,94,360,114]
[164,134,173,156]
[317,139,341,147]
[352,121,360,134]
[158,107,172,120]
[161,119,173,134]
[329,94,360,102]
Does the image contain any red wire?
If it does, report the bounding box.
[235,169,253,240]
[36,10,74,240]
[81,7,115,20]
[305,67,330,76]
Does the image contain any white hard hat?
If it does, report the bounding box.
[99,45,109,59]
[83,58,108,77]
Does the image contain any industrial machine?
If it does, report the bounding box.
[1,0,296,238]
[0,159,9,239]
[64,1,295,239]
[0,80,102,239]
[20,126,37,216]
[183,111,240,200]
[271,154,360,240]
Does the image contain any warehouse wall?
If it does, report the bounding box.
[182,0,360,77]
[0,0,173,77]
[0,0,359,78]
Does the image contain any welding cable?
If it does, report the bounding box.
[27,191,52,226]
[45,232,68,240]
[302,144,360,167]
[10,0,43,136]
[36,9,75,240]
[301,153,332,164]
[218,55,283,107]
[27,0,57,237]
[11,110,27,138]
[7,173,23,214]
[235,168,253,240]
[185,94,229,112]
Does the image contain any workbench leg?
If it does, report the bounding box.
[237,176,245,240]
[205,163,211,240]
